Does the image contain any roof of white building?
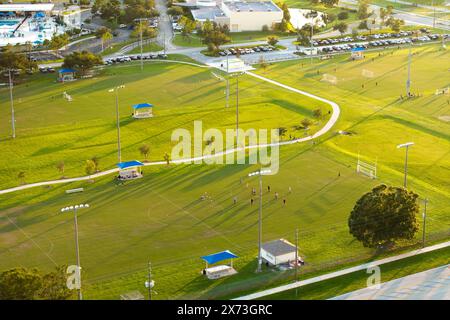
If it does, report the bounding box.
[0,3,54,12]
[262,239,297,256]
[191,6,226,21]
[223,1,281,13]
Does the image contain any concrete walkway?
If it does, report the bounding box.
[233,240,450,300]
[331,264,450,300]
[0,66,340,195]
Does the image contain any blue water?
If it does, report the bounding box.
[0,20,19,27]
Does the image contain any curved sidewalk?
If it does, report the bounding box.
[0,70,340,195]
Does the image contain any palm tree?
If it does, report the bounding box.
[163,153,170,165]
[101,31,113,52]
[18,171,25,185]
[139,144,150,161]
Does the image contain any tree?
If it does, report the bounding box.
[0,266,73,300]
[333,22,348,35]
[313,108,322,119]
[358,19,369,30]
[139,144,150,161]
[91,156,100,171]
[278,127,287,138]
[321,0,339,7]
[200,21,230,51]
[348,184,419,248]
[0,268,42,300]
[49,33,70,55]
[267,35,279,46]
[0,46,37,73]
[56,161,65,176]
[96,27,113,51]
[357,0,371,20]
[258,55,268,73]
[178,16,196,42]
[164,153,170,165]
[39,266,73,300]
[301,118,313,129]
[18,171,25,185]
[337,11,349,20]
[167,6,184,16]
[388,18,404,32]
[85,159,96,175]
[63,51,103,76]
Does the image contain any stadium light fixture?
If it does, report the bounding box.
[60,203,90,300]
[109,85,126,163]
[248,168,272,272]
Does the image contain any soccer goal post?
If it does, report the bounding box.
[356,153,377,179]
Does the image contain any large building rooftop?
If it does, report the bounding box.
[223,1,281,13]
[191,6,226,21]
[0,3,54,12]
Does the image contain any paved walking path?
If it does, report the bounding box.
[0,67,340,195]
[330,264,449,300]
[233,240,450,300]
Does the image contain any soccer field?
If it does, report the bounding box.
[0,44,448,299]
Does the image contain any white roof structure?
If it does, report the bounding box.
[0,3,54,12]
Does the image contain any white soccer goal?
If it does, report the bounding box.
[357,154,377,179]
[211,71,225,81]
[361,69,374,78]
[435,87,449,95]
[63,91,73,102]
[321,73,337,85]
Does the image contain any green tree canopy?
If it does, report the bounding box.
[348,184,420,248]
[63,51,103,76]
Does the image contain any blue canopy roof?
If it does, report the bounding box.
[59,68,76,73]
[133,103,153,110]
[201,250,238,265]
[34,12,45,18]
[117,160,144,169]
[351,47,365,52]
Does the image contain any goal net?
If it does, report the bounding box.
[357,155,377,179]
[361,69,374,78]
[63,92,73,102]
[321,73,337,85]
[435,87,449,95]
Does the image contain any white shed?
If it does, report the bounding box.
[261,239,299,266]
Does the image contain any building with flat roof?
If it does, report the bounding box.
[188,0,283,32]
[261,239,301,266]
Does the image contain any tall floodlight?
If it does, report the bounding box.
[60,203,90,300]
[397,142,414,188]
[422,198,428,248]
[406,44,412,97]
[109,85,125,163]
[8,70,16,139]
[226,55,229,108]
[309,11,318,64]
[136,18,146,71]
[248,168,272,272]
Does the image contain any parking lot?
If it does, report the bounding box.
[104,53,168,65]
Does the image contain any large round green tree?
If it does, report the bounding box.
[348,184,420,248]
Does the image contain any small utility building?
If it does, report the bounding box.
[261,239,301,266]
[201,250,238,280]
[350,47,365,60]
[117,160,144,180]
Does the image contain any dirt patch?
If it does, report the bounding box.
[438,115,450,122]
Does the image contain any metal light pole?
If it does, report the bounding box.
[295,228,299,297]
[422,198,428,248]
[309,11,318,65]
[140,18,144,71]
[109,85,125,163]
[226,54,229,108]
[248,168,271,272]
[146,261,153,300]
[236,75,239,147]
[397,142,414,188]
[406,44,412,97]
[8,69,16,139]
[61,203,90,300]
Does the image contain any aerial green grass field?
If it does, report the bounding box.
[0,44,448,299]
[0,60,330,190]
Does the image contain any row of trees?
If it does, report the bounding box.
[0,46,37,72]
[92,0,159,25]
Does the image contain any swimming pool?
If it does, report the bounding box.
[0,20,19,27]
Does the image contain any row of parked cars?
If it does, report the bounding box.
[218,45,276,56]
[317,32,445,54]
[104,53,168,64]
[38,67,56,73]
[312,31,431,47]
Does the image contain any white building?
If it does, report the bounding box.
[261,239,300,266]
[181,0,283,32]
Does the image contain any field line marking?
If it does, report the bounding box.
[232,240,450,300]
